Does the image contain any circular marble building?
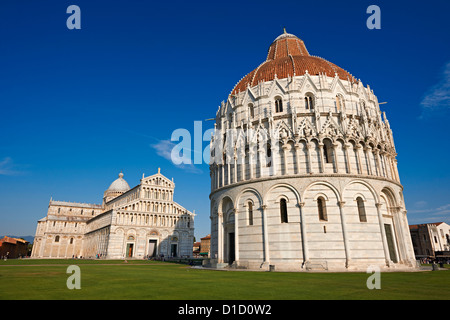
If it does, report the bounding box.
[208,31,417,271]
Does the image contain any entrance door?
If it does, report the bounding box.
[126,243,134,258]
[148,240,157,257]
[171,244,177,257]
[384,224,398,263]
[228,232,235,264]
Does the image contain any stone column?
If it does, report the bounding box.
[306,142,313,174]
[270,143,278,176]
[374,149,381,176]
[343,143,352,174]
[241,151,246,181]
[338,201,351,268]
[381,152,389,179]
[282,143,289,175]
[332,143,339,173]
[364,146,373,175]
[227,160,231,185]
[391,206,406,263]
[388,156,395,180]
[234,209,239,264]
[394,159,400,182]
[375,203,391,267]
[378,151,386,177]
[355,144,363,174]
[216,166,219,189]
[318,143,325,173]
[261,204,270,265]
[294,143,301,174]
[258,146,265,178]
[248,147,255,179]
[217,211,223,263]
[400,209,417,266]
[298,202,309,266]
[233,154,237,184]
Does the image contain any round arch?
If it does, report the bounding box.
[217,195,235,213]
[302,180,341,202]
[342,179,380,204]
[263,183,301,206]
[381,186,398,208]
[236,187,263,208]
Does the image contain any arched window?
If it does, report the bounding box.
[248,201,253,226]
[266,143,272,167]
[280,198,288,223]
[359,100,365,116]
[70,238,74,245]
[305,94,314,110]
[249,103,254,118]
[323,139,332,164]
[275,97,283,113]
[55,235,60,243]
[335,94,344,112]
[317,197,327,221]
[356,197,367,222]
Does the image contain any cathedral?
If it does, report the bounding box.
[31,169,195,259]
[208,30,417,271]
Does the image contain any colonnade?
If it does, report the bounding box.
[211,138,400,191]
[115,211,192,228]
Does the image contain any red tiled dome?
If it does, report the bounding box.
[232,32,356,94]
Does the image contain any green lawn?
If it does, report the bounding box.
[0,259,449,300]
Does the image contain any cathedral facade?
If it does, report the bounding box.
[208,31,417,271]
[31,169,195,259]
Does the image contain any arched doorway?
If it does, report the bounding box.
[125,235,135,258]
[380,189,400,264]
[225,212,235,265]
[218,196,235,265]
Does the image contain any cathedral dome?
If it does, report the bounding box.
[231,31,356,94]
[106,172,130,193]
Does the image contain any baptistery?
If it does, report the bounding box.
[208,31,417,271]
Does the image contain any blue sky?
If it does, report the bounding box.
[0,0,449,240]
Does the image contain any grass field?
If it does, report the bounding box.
[0,259,449,300]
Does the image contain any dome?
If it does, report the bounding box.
[231,30,356,95]
[106,172,130,193]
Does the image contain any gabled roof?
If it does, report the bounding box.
[141,168,175,188]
